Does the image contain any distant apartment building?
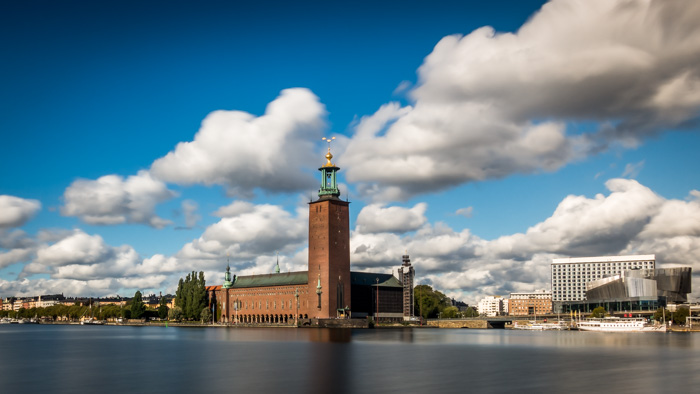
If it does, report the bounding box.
[509,289,552,316]
[36,294,65,308]
[551,255,655,303]
[477,295,504,317]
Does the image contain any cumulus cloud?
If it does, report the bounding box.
[343,0,700,201]
[61,170,175,228]
[0,276,169,298]
[177,202,308,270]
[150,88,327,197]
[350,179,700,304]
[355,203,427,234]
[0,195,41,228]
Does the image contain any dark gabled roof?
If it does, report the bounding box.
[350,271,402,288]
[230,271,309,288]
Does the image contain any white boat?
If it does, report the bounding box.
[514,321,570,330]
[80,318,105,325]
[576,317,666,332]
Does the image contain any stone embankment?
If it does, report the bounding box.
[426,319,489,329]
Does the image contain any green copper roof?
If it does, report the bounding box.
[350,272,402,288]
[231,271,308,288]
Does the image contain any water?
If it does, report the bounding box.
[1,325,699,394]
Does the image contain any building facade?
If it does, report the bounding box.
[477,296,504,317]
[208,146,405,323]
[508,289,552,316]
[551,255,655,303]
[567,267,693,313]
[398,254,415,320]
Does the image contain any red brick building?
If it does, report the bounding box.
[208,147,405,324]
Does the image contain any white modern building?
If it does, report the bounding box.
[477,295,504,317]
[551,255,655,302]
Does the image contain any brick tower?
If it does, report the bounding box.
[308,141,351,318]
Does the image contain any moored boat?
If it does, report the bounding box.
[80,318,105,325]
[514,321,570,330]
[576,317,666,332]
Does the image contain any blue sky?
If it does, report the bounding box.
[1,0,699,304]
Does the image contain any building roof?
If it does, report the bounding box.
[552,254,655,264]
[350,272,402,288]
[229,271,309,288]
[210,270,403,289]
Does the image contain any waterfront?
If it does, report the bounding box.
[1,325,699,394]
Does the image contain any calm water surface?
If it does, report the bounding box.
[1,325,699,394]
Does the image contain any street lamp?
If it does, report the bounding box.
[294,287,299,326]
[376,277,380,323]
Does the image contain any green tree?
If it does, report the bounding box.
[590,306,606,318]
[442,306,459,318]
[653,307,669,322]
[175,271,208,320]
[414,284,450,319]
[131,291,146,319]
[464,307,479,318]
[158,297,169,320]
[673,306,690,325]
[168,306,183,321]
[200,307,212,323]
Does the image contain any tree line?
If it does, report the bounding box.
[413,284,478,319]
[0,292,170,322]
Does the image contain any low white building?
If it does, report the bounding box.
[477,296,504,317]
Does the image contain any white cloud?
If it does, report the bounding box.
[150,88,327,197]
[350,179,700,304]
[3,178,700,304]
[355,203,427,234]
[61,170,175,228]
[342,0,700,201]
[455,207,473,218]
[622,160,645,178]
[182,199,201,228]
[0,195,41,228]
[177,202,308,271]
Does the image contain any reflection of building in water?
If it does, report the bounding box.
[508,289,552,316]
[206,146,405,323]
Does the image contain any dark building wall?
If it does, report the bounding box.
[351,285,403,318]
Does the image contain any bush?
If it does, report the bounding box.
[590,306,606,318]
[200,307,212,323]
[168,306,183,321]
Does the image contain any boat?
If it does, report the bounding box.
[514,321,570,330]
[80,318,105,325]
[576,317,666,332]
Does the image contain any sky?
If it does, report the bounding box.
[1,0,699,304]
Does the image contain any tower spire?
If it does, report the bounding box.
[318,137,340,199]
